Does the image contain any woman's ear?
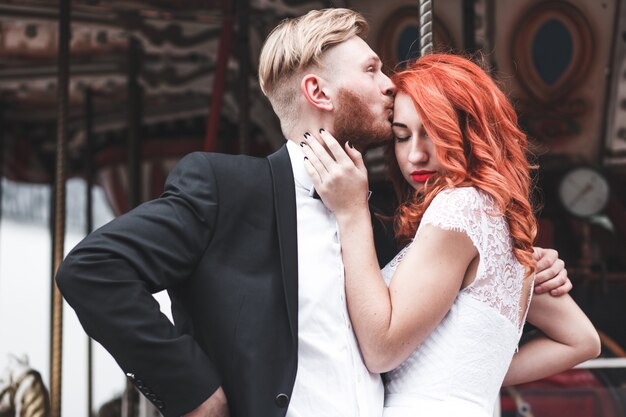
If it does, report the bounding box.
[301,74,334,111]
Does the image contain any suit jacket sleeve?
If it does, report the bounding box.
[56,152,220,417]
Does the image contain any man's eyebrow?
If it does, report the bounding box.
[365,56,382,65]
[392,122,408,128]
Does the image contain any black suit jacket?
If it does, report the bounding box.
[56,145,396,417]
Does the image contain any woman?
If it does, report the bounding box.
[302,54,600,417]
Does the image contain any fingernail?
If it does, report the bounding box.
[300,142,305,147]
[304,156,308,161]
[348,141,354,148]
[304,132,310,138]
[319,128,325,133]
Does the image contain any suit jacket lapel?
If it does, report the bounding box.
[268,145,298,343]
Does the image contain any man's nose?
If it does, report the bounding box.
[382,74,396,96]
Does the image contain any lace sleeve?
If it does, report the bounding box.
[382,188,486,282]
[421,187,529,331]
[418,187,488,247]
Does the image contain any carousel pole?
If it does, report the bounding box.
[236,0,250,155]
[204,0,234,152]
[122,36,143,417]
[127,37,143,211]
[51,0,71,416]
[84,87,95,417]
[419,0,434,56]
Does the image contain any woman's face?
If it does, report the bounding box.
[393,92,444,192]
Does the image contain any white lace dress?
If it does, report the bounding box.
[381,187,532,417]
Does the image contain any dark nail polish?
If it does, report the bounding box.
[319,128,325,133]
[300,142,305,147]
[348,141,354,148]
[304,132,310,138]
[304,156,308,161]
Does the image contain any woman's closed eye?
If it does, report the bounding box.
[392,126,411,142]
[394,135,410,142]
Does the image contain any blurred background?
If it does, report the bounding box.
[0,0,625,416]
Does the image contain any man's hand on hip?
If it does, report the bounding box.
[185,387,230,417]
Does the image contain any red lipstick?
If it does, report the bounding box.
[411,170,435,182]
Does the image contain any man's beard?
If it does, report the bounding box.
[333,88,392,152]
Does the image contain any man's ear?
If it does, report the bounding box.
[301,74,333,111]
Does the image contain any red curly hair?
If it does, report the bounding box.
[388,54,537,276]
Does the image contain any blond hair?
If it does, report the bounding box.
[258,8,368,133]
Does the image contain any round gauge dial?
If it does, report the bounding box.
[558,167,610,217]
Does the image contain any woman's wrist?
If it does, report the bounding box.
[335,204,371,225]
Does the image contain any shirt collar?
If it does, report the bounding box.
[286,140,316,197]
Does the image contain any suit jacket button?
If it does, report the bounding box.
[274,393,289,408]
[155,400,165,410]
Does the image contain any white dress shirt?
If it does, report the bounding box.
[285,140,383,417]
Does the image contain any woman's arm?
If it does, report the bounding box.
[301,131,476,373]
[338,210,476,373]
[502,293,601,386]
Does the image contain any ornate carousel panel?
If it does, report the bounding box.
[495,0,617,163]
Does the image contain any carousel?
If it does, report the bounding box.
[0,0,625,416]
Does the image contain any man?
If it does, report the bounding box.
[56,8,571,417]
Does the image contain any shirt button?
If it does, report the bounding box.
[274,393,290,408]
